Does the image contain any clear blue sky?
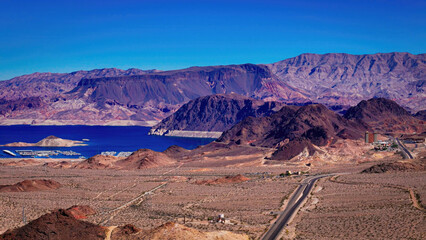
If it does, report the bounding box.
[0,0,425,80]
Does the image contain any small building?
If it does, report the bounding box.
[373,140,391,151]
[217,214,225,223]
[365,131,378,143]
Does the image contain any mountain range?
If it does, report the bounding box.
[217,103,367,160]
[0,52,424,125]
[216,97,424,160]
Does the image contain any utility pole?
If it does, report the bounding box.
[22,207,27,225]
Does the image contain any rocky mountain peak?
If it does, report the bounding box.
[149,93,285,134]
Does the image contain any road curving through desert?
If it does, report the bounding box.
[261,174,334,240]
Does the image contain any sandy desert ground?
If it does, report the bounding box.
[0,141,425,239]
[291,172,425,240]
[0,165,306,239]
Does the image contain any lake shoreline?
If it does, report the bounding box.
[0,125,214,159]
[149,129,222,139]
[0,119,158,127]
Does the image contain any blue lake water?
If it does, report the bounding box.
[0,125,215,159]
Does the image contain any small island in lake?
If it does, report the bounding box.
[1,135,87,147]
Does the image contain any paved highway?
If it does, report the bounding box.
[261,174,332,240]
[396,138,413,159]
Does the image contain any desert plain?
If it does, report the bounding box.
[0,140,424,239]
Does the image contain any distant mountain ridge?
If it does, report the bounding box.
[269,52,425,110]
[67,64,286,106]
[0,68,160,100]
[0,52,424,125]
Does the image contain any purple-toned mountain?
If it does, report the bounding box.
[0,97,46,115]
[0,52,424,125]
[344,98,412,122]
[268,52,425,111]
[149,93,284,136]
[54,64,303,125]
[68,64,304,106]
[0,68,160,100]
[217,103,368,160]
[414,110,426,121]
[215,97,424,160]
[344,98,425,133]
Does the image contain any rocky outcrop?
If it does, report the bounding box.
[1,135,86,147]
[344,98,425,133]
[0,208,248,240]
[47,146,186,170]
[217,103,368,160]
[0,208,106,240]
[362,160,426,173]
[0,179,61,192]
[149,93,283,136]
[73,155,123,169]
[115,149,176,169]
[65,205,97,220]
[344,98,412,122]
[72,148,177,170]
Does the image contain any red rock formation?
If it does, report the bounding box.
[0,208,106,240]
[0,179,61,192]
[115,149,176,169]
[0,209,248,240]
[73,155,122,169]
[66,205,97,219]
[362,160,426,173]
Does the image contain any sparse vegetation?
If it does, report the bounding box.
[0,165,299,239]
[294,172,426,239]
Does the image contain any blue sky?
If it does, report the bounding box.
[0,0,425,80]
